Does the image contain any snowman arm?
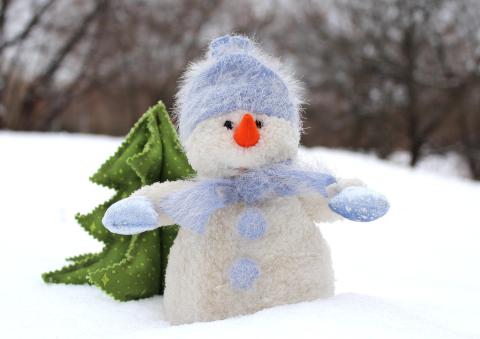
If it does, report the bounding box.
[326,178,366,198]
[133,180,197,221]
[298,178,365,223]
[102,180,195,235]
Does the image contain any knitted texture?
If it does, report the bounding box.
[176,34,303,142]
[42,102,195,301]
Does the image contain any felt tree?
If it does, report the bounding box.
[42,102,195,301]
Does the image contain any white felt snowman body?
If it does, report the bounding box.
[103,35,389,324]
[131,110,343,324]
[163,193,335,324]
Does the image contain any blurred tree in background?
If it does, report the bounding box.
[0,0,479,179]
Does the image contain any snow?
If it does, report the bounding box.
[388,151,472,179]
[1,131,479,339]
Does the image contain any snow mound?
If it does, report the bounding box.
[1,132,479,339]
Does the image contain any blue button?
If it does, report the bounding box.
[236,208,267,240]
[229,258,260,290]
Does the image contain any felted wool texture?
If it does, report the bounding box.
[157,161,336,235]
[42,102,195,300]
[229,257,261,290]
[236,208,267,240]
[139,179,224,234]
[185,110,300,177]
[129,168,345,325]
[129,161,346,324]
[162,193,335,325]
[300,178,367,224]
[102,196,159,235]
[328,186,389,222]
[133,180,195,227]
[175,34,304,142]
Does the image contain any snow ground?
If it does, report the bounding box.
[0,131,479,339]
[389,151,472,179]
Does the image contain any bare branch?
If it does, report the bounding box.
[36,0,109,86]
[0,0,56,52]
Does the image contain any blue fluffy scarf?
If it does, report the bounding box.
[159,162,336,234]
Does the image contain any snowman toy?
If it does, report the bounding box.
[103,35,389,325]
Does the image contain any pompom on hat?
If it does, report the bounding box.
[175,34,303,142]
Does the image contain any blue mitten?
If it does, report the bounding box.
[102,196,159,235]
[329,186,389,222]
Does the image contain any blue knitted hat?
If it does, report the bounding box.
[176,34,301,142]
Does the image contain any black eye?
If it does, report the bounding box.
[255,120,263,129]
[224,120,233,130]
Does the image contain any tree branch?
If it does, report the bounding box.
[36,0,109,86]
[0,0,56,52]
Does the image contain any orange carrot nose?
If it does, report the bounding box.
[233,113,260,148]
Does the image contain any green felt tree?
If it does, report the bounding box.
[42,102,195,301]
